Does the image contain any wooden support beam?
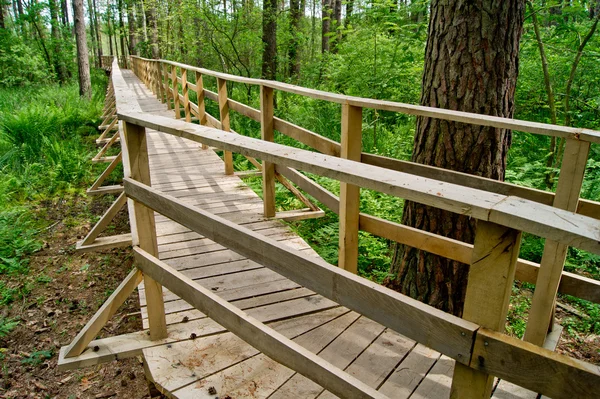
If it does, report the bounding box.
[88,152,123,193]
[194,71,208,148]
[450,221,522,398]
[157,61,165,104]
[218,77,234,175]
[261,85,276,217]
[181,69,191,123]
[81,192,127,246]
[171,65,180,118]
[122,121,167,341]
[63,268,142,357]
[338,104,362,273]
[524,138,590,346]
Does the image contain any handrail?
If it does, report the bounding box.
[119,110,600,256]
[130,55,600,144]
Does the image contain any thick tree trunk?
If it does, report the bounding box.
[288,0,301,78]
[0,4,5,29]
[331,0,341,52]
[118,0,127,65]
[321,0,331,53]
[72,0,91,98]
[261,0,277,79]
[387,0,525,316]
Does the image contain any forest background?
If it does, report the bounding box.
[0,0,599,388]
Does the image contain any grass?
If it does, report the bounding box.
[0,71,107,306]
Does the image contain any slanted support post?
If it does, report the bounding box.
[157,61,164,103]
[338,103,362,273]
[194,71,208,150]
[163,63,170,107]
[181,69,191,122]
[172,65,180,119]
[524,138,590,346]
[261,85,276,217]
[450,221,522,398]
[122,121,168,341]
[217,77,234,175]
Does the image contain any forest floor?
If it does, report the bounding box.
[0,193,160,399]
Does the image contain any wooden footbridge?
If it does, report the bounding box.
[58,57,600,398]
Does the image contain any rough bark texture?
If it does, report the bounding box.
[93,0,103,63]
[72,0,91,98]
[288,0,301,78]
[60,0,68,25]
[127,0,136,55]
[387,0,525,316]
[261,0,277,79]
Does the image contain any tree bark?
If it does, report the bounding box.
[72,0,91,98]
[61,0,69,26]
[127,0,136,55]
[331,0,341,52]
[261,0,277,79]
[146,2,160,58]
[321,0,331,53]
[288,0,301,78]
[118,0,127,65]
[87,0,98,68]
[387,0,525,316]
[93,0,103,63]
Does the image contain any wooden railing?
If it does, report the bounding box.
[107,57,600,397]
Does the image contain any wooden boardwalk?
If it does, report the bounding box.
[120,70,538,399]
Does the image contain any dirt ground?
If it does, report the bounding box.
[0,194,158,399]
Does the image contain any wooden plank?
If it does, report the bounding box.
[145,308,350,393]
[181,69,191,122]
[76,233,132,252]
[63,268,142,357]
[217,78,234,175]
[378,344,440,399]
[87,185,123,196]
[410,355,454,399]
[275,208,325,221]
[471,328,600,399]
[524,139,591,346]
[122,121,167,340]
[261,85,276,217]
[133,247,387,399]
[338,104,362,273]
[194,71,208,149]
[171,310,360,399]
[123,178,478,362]
[171,65,180,118]
[450,222,521,398]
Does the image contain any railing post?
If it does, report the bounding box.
[164,63,172,108]
[171,65,180,119]
[194,71,209,150]
[217,77,234,175]
[450,221,521,398]
[523,138,590,346]
[338,104,362,273]
[157,62,165,103]
[122,121,168,341]
[261,85,276,217]
[181,68,191,122]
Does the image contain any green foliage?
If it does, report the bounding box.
[0,317,19,338]
[0,209,42,274]
[0,31,49,87]
[20,349,53,366]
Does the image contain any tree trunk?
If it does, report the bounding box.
[118,0,127,65]
[93,0,103,63]
[87,0,98,68]
[61,0,69,25]
[72,0,91,98]
[50,0,69,81]
[127,0,136,55]
[0,4,5,29]
[387,0,525,316]
[146,3,160,58]
[346,0,354,26]
[331,0,341,52]
[288,0,301,78]
[261,0,277,79]
[322,0,332,53]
